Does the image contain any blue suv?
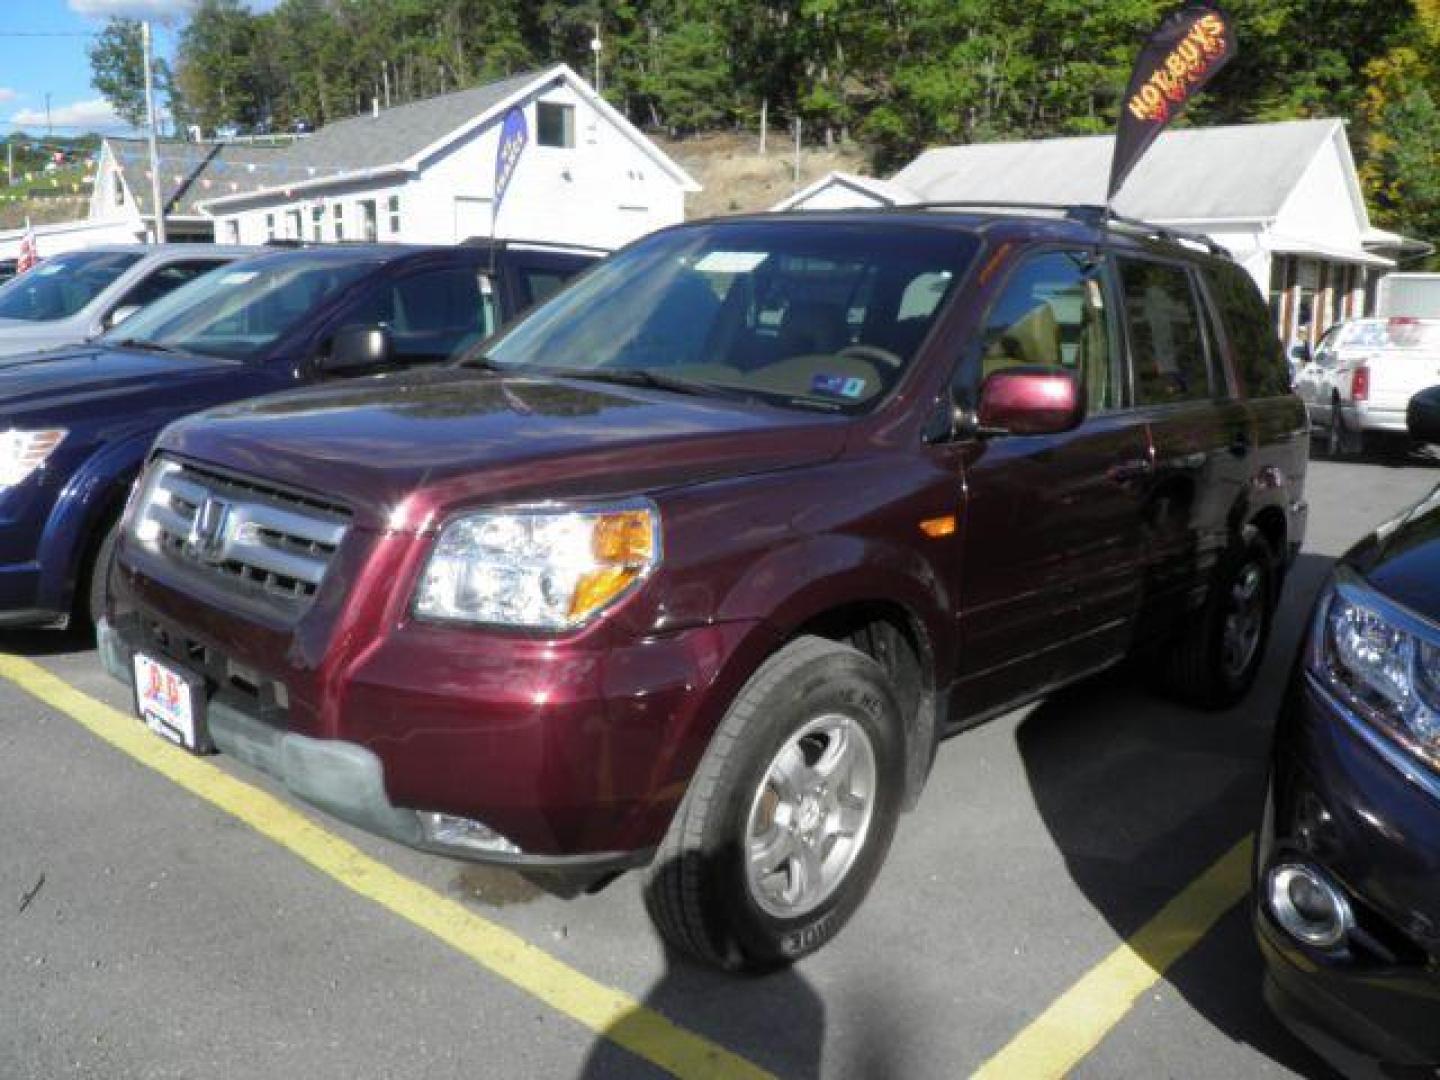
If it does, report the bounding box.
[0,240,597,630]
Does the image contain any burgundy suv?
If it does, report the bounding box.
[103,210,1307,972]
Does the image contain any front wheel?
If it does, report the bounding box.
[643,636,903,972]
[85,518,120,630]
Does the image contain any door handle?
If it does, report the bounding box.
[1107,458,1153,484]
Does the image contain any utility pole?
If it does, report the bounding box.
[5,141,12,187]
[759,98,768,156]
[793,116,802,189]
[142,20,166,243]
[44,93,52,140]
[591,25,603,94]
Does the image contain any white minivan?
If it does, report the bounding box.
[0,244,255,359]
[1294,317,1440,455]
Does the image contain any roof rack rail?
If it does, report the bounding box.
[900,201,1231,260]
[459,236,611,255]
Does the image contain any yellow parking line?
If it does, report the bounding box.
[0,655,771,1080]
[971,834,1254,1080]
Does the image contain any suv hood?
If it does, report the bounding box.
[0,343,246,420]
[161,368,849,529]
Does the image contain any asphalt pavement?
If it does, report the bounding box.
[2,454,1436,1080]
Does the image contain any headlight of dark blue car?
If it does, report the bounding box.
[1311,568,1440,774]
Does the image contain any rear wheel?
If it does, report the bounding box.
[1157,531,1274,710]
[643,636,903,972]
[1326,400,1359,457]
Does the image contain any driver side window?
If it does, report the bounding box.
[977,250,1116,413]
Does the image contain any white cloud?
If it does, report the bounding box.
[10,97,126,132]
[68,0,197,17]
[0,89,18,105]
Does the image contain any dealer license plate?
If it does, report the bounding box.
[133,653,208,752]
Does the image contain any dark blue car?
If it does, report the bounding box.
[1257,393,1440,1077]
[0,241,597,631]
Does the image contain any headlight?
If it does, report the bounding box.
[0,428,66,489]
[1311,570,1440,771]
[414,502,660,629]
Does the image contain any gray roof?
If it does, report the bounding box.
[109,68,554,213]
[109,138,286,218]
[279,68,545,173]
[890,118,1347,221]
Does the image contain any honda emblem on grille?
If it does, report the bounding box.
[186,496,232,562]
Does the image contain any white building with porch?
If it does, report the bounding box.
[778,119,1431,355]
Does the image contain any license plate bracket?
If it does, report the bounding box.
[133,652,212,754]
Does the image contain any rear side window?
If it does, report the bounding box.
[1202,261,1289,398]
[114,259,226,315]
[1118,259,1210,405]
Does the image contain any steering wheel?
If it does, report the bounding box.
[837,343,903,370]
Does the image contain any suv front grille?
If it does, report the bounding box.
[132,458,350,606]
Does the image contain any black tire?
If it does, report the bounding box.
[643,635,904,972]
[1327,400,1362,458]
[85,518,120,630]
[1157,530,1275,710]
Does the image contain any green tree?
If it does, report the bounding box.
[88,18,174,129]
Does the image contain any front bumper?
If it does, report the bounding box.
[100,590,764,874]
[1346,403,1409,435]
[1255,669,1440,1074]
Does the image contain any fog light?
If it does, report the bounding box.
[1267,863,1354,950]
[419,812,521,856]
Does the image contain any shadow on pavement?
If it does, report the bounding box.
[0,625,94,658]
[1013,552,1340,1078]
[576,950,828,1080]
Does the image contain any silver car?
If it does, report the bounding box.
[0,244,256,358]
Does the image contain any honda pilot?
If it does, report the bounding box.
[103,209,1307,972]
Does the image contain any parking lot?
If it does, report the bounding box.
[1,453,1434,1080]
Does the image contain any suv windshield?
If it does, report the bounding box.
[0,250,143,322]
[102,253,378,360]
[479,221,978,412]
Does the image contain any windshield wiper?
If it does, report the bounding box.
[112,337,181,355]
[542,367,748,402]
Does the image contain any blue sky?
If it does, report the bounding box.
[1,1,270,139]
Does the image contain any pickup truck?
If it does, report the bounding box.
[0,239,597,631]
[104,208,1307,972]
[1294,316,1440,456]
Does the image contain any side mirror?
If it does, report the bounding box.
[1289,342,1312,366]
[106,303,142,329]
[323,325,393,372]
[976,367,1085,437]
[1407,385,1440,445]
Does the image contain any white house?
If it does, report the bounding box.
[201,64,699,250]
[777,119,1431,354]
[1,64,697,262]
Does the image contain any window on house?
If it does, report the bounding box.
[388,195,401,235]
[226,220,240,245]
[286,209,303,241]
[537,102,575,148]
[265,213,276,241]
[311,205,324,241]
[112,172,125,206]
[333,203,344,241]
[359,199,377,242]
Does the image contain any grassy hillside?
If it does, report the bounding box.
[656,131,871,219]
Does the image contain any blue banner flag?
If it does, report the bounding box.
[493,107,529,216]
